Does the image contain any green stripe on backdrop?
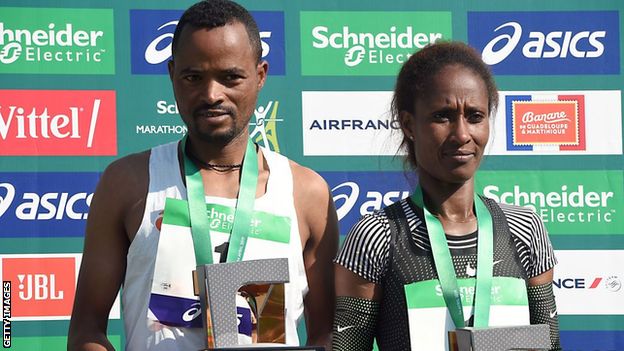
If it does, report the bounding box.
[559,315,624,331]
[8,321,124,349]
[551,235,624,250]
[0,238,85,254]
[0,237,84,255]
[8,335,121,351]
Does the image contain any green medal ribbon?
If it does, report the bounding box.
[181,135,259,265]
[411,185,493,328]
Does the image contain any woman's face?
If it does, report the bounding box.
[400,64,490,185]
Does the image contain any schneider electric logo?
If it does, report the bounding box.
[476,171,623,235]
[468,11,620,75]
[0,7,115,74]
[130,10,285,75]
[301,12,451,76]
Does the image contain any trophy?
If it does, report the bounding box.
[194,258,292,350]
[453,324,550,351]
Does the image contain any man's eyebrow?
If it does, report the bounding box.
[223,67,247,75]
[180,67,203,74]
[178,67,248,75]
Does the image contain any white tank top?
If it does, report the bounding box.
[122,141,308,350]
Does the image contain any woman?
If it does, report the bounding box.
[333,41,561,351]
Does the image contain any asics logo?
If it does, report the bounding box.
[482,21,607,65]
[181,302,201,322]
[144,20,177,65]
[144,20,273,66]
[482,22,522,65]
[0,183,16,217]
[332,182,360,221]
[344,46,365,67]
[0,42,22,64]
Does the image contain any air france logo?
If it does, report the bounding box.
[130,10,285,75]
[554,276,621,292]
[468,11,620,75]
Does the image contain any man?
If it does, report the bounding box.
[67,1,338,350]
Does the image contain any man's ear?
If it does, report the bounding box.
[167,59,175,82]
[256,60,269,91]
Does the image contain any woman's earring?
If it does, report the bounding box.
[408,135,414,141]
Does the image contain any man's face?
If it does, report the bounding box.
[168,22,267,145]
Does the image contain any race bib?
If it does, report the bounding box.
[404,277,529,351]
[148,197,291,333]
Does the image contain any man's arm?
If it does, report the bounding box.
[291,163,339,349]
[68,153,149,351]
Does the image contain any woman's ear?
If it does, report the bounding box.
[399,110,415,141]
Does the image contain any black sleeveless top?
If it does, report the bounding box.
[375,196,528,350]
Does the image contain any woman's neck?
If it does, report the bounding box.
[418,174,477,236]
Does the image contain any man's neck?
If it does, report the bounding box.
[185,131,250,167]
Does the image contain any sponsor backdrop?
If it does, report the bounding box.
[0,0,622,350]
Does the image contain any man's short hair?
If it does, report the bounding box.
[171,0,262,63]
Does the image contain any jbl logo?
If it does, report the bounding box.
[1,255,77,319]
[17,274,64,300]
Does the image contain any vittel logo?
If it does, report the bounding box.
[0,100,100,143]
[0,90,116,156]
[332,181,409,221]
[482,22,606,65]
[0,183,93,221]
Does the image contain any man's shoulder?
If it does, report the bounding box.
[287,158,329,194]
[104,149,151,181]
[96,149,152,206]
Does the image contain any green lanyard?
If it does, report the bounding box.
[411,185,493,328]
[181,135,259,265]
